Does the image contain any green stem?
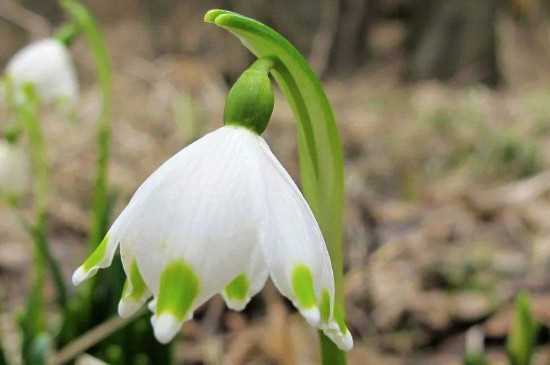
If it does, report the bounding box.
[18,85,68,312]
[17,85,67,346]
[205,10,348,363]
[54,22,81,46]
[2,76,23,143]
[59,0,113,251]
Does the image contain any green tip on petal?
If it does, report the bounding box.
[156,260,200,321]
[224,273,250,301]
[82,234,110,271]
[73,234,111,285]
[292,264,318,309]
[223,273,251,310]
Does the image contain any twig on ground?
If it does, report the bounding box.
[48,308,145,365]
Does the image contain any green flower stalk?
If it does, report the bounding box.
[2,33,79,314]
[16,85,53,364]
[59,0,113,251]
[21,85,68,308]
[205,10,349,363]
[1,22,83,361]
[57,3,171,364]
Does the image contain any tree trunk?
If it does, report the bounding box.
[327,0,377,75]
[405,0,501,86]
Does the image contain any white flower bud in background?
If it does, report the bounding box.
[3,38,79,105]
[0,140,30,199]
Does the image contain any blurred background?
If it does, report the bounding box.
[2,0,550,364]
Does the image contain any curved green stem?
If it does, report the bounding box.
[54,22,81,46]
[205,10,347,364]
[17,87,67,359]
[59,0,113,250]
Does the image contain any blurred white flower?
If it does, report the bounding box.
[0,140,30,199]
[72,125,353,351]
[4,38,78,105]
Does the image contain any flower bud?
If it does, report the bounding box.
[3,39,79,106]
[0,140,30,200]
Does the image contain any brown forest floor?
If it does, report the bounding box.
[2,15,550,365]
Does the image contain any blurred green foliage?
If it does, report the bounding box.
[0,1,172,364]
[507,292,538,365]
[464,352,488,365]
[461,292,539,365]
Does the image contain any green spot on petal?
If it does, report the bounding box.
[319,289,331,323]
[291,264,317,309]
[334,306,347,333]
[224,273,249,301]
[82,235,109,271]
[157,260,200,321]
[123,260,147,300]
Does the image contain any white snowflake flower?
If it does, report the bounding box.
[72,125,352,351]
[4,38,78,105]
[73,58,353,351]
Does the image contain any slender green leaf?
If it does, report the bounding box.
[205,10,347,363]
[507,291,538,365]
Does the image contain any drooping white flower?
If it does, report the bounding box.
[3,39,78,105]
[0,140,30,199]
[72,125,353,351]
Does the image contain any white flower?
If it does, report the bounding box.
[72,125,353,351]
[0,140,30,199]
[3,39,78,105]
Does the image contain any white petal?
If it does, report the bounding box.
[256,138,335,326]
[255,139,353,349]
[147,298,157,313]
[151,313,181,344]
[324,327,354,351]
[5,39,78,105]
[71,208,130,285]
[0,141,30,198]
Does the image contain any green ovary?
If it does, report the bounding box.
[157,260,200,320]
[291,264,317,309]
[122,260,147,300]
[224,273,250,301]
[82,234,109,271]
